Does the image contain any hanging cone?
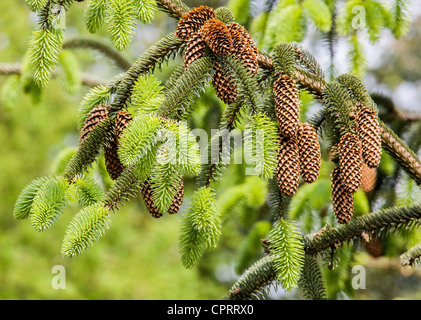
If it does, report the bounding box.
[227,23,258,75]
[168,179,184,215]
[184,31,208,70]
[212,61,237,105]
[297,122,321,183]
[276,136,300,197]
[362,237,384,258]
[226,22,258,58]
[141,178,163,218]
[176,6,216,40]
[104,111,132,180]
[273,75,300,139]
[141,178,185,217]
[360,163,377,193]
[338,132,363,193]
[79,105,110,145]
[331,166,354,224]
[199,18,232,56]
[356,105,382,169]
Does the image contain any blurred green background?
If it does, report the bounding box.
[0,0,421,300]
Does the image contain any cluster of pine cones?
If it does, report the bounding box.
[331,105,381,224]
[79,106,184,218]
[176,6,258,105]
[273,74,321,197]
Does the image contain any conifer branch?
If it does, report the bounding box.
[62,117,114,182]
[155,0,189,19]
[110,32,185,113]
[298,255,327,300]
[62,38,133,70]
[305,204,421,255]
[401,244,421,267]
[380,121,421,185]
[224,255,277,300]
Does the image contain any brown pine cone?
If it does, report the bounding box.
[362,237,384,258]
[227,23,258,75]
[297,122,321,183]
[356,106,381,169]
[338,132,363,193]
[168,179,184,215]
[115,110,133,139]
[276,136,300,197]
[360,163,377,193]
[273,75,300,139]
[176,6,216,40]
[141,178,163,218]
[199,18,232,56]
[79,105,110,145]
[141,178,185,217]
[104,110,133,180]
[184,31,208,70]
[212,61,237,105]
[331,166,354,224]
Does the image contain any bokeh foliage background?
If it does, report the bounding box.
[0,0,421,299]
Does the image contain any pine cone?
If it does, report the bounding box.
[331,166,354,224]
[362,237,384,258]
[273,75,300,139]
[338,132,363,193]
[199,18,232,56]
[79,105,110,145]
[115,110,133,139]
[227,23,258,75]
[297,122,321,183]
[360,163,377,193]
[141,178,185,218]
[356,106,381,168]
[176,6,216,40]
[168,180,184,215]
[104,111,133,180]
[212,61,237,105]
[141,179,163,218]
[276,136,300,197]
[184,31,208,70]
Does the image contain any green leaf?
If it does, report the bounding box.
[302,0,332,33]
[107,0,137,51]
[25,0,48,12]
[1,75,21,110]
[61,204,111,258]
[118,114,162,168]
[130,74,163,115]
[179,187,221,268]
[85,0,108,33]
[269,219,305,291]
[244,113,278,180]
[77,85,111,130]
[27,28,62,88]
[392,0,410,39]
[13,177,49,220]
[74,177,105,208]
[131,0,157,24]
[30,176,69,232]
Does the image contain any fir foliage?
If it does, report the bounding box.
[27,28,62,88]
[244,113,278,180]
[298,255,327,300]
[106,0,137,51]
[179,187,221,269]
[77,85,111,130]
[268,219,305,291]
[130,74,164,115]
[30,176,70,232]
[74,177,105,208]
[61,204,111,258]
[13,177,49,220]
[85,0,108,33]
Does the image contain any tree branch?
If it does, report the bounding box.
[62,38,133,70]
